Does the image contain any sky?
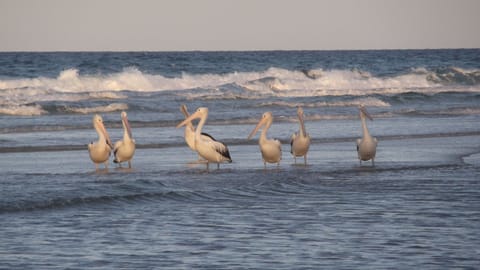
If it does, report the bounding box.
[0,0,479,51]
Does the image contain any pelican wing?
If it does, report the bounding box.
[273,138,282,147]
[208,140,232,162]
[200,132,216,141]
[113,140,122,151]
[290,132,297,151]
[113,140,122,159]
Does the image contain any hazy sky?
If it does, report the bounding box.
[1,0,479,51]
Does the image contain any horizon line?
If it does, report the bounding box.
[1,47,479,53]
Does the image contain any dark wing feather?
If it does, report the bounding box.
[212,141,232,162]
[201,132,216,141]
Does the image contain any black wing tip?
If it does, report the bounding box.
[221,147,232,161]
[224,150,232,161]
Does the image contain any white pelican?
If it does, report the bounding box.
[113,111,136,168]
[248,112,282,168]
[88,114,113,170]
[180,104,214,159]
[356,105,378,166]
[176,107,232,169]
[290,106,310,165]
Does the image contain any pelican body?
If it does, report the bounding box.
[176,107,232,169]
[290,106,310,165]
[113,111,136,168]
[88,114,113,170]
[248,112,282,168]
[356,105,378,166]
[180,104,215,157]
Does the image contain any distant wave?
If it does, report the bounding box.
[258,97,391,109]
[0,103,128,116]
[0,104,47,116]
[421,67,480,85]
[64,103,129,114]
[1,66,479,94]
[1,66,479,116]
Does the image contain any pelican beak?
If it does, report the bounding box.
[123,113,133,138]
[298,107,307,135]
[360,106,374,121]
[177,109,201,128]
[180,104,190,118]
[248,117,265,139]
[180,104,195,129]
[100,121,113,149]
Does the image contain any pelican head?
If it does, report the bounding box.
[248,111,273,139]
[297,106,304,118]
[177,107,208,128]
[359,105,373,121]
[93,114,113,148]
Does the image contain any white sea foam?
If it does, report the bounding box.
[0,67,478,116]
[259,97,391,109]
[1,67,478,95]
[0,104,47,116]
[66,103,129,114]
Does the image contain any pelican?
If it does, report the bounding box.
[88,114,113,170]
[356,105,378,166]
[113,111,136,168]
[248,112,282,168]
[290,106,310,165]
[176,107,232,169]
[180,104,215,159]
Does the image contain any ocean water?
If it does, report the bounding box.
[1,50,480,269]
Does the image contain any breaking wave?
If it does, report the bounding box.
[0,104,47,116]
[64,103,129,114]
[1,66,479,116]
[2,66,479,94]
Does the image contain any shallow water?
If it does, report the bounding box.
[1,50,480,268]
[1,132,480,269]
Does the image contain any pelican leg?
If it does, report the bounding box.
[128,160,132,168]
[304,155,307,166]
[372,159,375,167]
[294,156,297,164]
[217,163,220,169]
